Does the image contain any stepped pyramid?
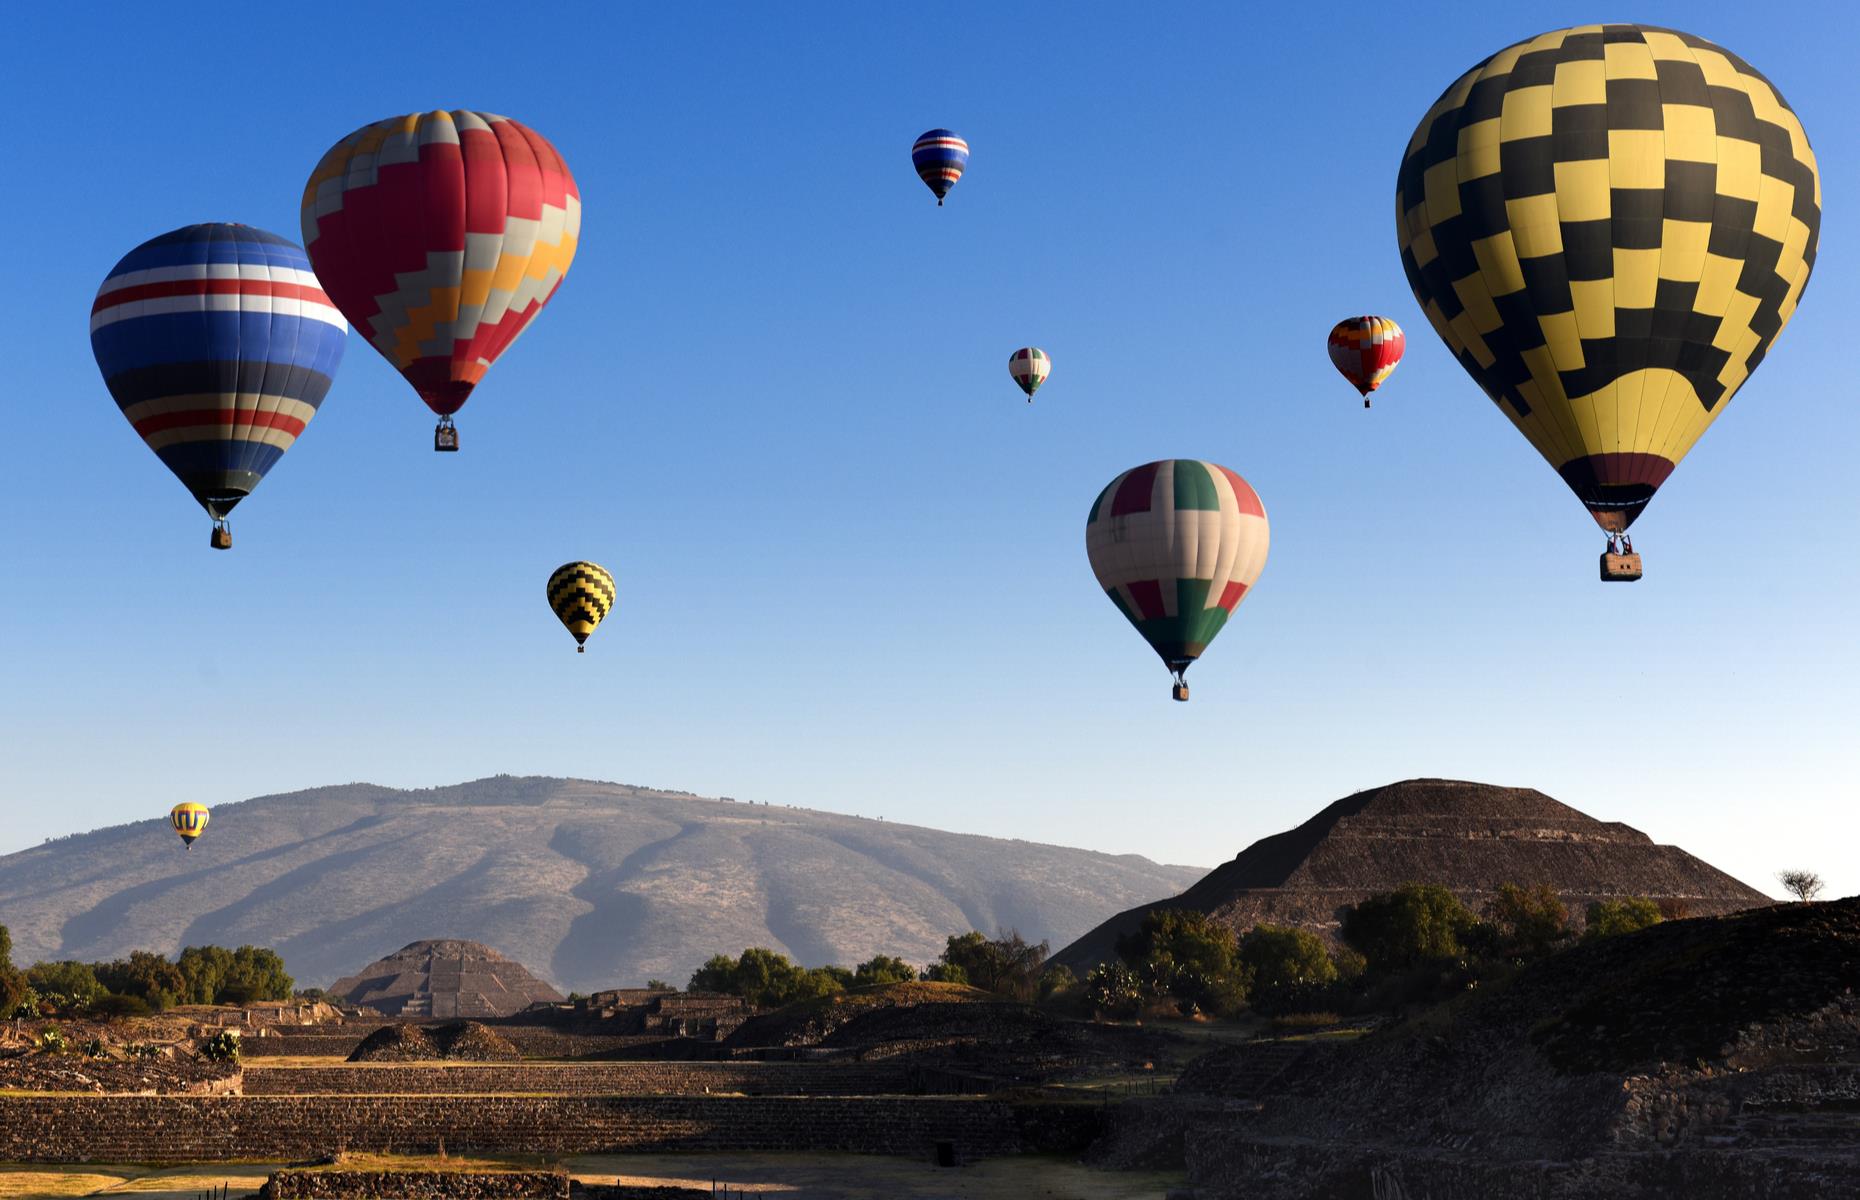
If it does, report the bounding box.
[1054,778,1772,971]
[330,939,562,1018]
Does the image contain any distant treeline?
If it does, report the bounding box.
[682,885,1681,1022]
[0,925,293,1018]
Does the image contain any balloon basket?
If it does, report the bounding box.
[434,422,459,452]
[576,645,585,654]
[1600,551,1643,582]
[1172,682,1190,702]
[210,527,232,550]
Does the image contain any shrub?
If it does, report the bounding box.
[1084,961,1142,1018]
[852,955,918,988]
[35,1027,66,1054]
[1037,964,1078,1001]
[921,961,968,985]
[124,1042,163,1060]
[1341,884,1478,971]
[93,993,154,1020]
[1486,884,1573,959]
[1115,909,1248,1018]
[200,1030,241,1063]
[1271,1011,1343,1031]
[80,1036,107,1058]
[1239,925,1339,991]
[687,948,846,1008]
[1584,897,1663,940]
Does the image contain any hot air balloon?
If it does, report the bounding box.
[90,225,347,549]
[301,111,580,452]
[1085,460,1269,701]
[1396,25,1819,580]
[911,129,969,205]
[547,561,615,653]
[170,803,209,848]
[1009,347,1050,401]
[1327,317,1405,407]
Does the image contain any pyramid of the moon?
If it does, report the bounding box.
[1054,779,1773,972]
[330,939,563,1018]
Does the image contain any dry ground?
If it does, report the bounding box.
[0,1154,1181,1198]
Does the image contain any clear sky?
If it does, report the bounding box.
[2,1,1854,904]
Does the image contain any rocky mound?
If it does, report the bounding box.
[1179,897,1860,1199]
[346,1021,520,1063]
[1056,778,1770,971]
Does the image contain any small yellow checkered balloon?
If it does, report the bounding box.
[546,562,616,653]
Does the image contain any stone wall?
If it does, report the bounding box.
[263,1169,569,1198]
[243,1028,667,1060]
[242,1062,951,1096]
[0,1095,1042,1163]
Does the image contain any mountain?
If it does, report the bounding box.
[0,776,1203,992]
[1054,778,1771,972]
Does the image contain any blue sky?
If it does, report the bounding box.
[2,2,1854,904]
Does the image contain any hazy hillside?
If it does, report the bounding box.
[0,776,1202,992]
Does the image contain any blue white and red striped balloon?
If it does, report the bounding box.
[911,129,969,205]
[90,224,347,546]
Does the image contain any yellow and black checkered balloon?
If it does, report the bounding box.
[1397,25,1819,532]
[546,561,616,652]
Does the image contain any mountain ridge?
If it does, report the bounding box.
[0,775,1204,992]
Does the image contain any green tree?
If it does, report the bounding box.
[932,930,1048,1001]
[688,954,741,995]
[1486,884,1572,958]
[1115,909,1248,1017]
[1340,884,1478,971]
[1083,961,1142,1018]
[24,961,105,1011]
[0,925,27,1018]
[686,948,846,1008]
[1584,897,1664,940]
[176,946,235,1005]
[1237,925,1338,991]
[219,946,294,1003]
[93,951,187,1010]
[1038,963,1078,1001]
[921,961,968,985]
[852,955,918,988]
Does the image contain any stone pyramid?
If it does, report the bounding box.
[1054,778,1772,971]
[330,939,563,1018]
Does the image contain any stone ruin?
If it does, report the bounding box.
[328,940,563,1019]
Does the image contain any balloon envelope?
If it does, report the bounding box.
[911,129,969,203]
[1085,460,1269,685]
[547,561,616,650]
[1396,24,1819,532]
[170,802,209,846]
[1327,317,1404,399]
[301,110,580,420]
[1009,347,1050,399]
[91,224,346,522]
